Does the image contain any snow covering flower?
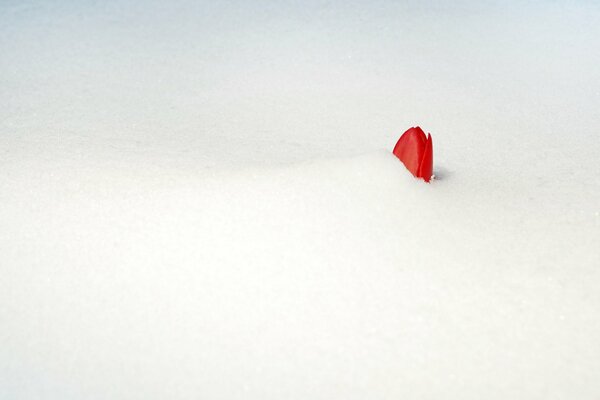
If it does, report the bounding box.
[393,126,433,182]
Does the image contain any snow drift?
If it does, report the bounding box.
[2,0,600,398]
[1,151,598,399]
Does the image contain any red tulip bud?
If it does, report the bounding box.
[393,126,433,182]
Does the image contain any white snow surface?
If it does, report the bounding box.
[1,1,600,399]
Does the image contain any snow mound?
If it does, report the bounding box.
[1,151,599,399]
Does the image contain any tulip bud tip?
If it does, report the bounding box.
[392,126,434,182]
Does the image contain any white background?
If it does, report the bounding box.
[1,1,599,398]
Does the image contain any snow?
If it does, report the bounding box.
[1,1,600,398]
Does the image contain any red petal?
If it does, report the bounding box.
[392,127,427,178]
[418,133,433,182]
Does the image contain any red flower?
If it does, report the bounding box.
[393,126,433,182]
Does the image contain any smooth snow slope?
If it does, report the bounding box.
[1,0,600,399]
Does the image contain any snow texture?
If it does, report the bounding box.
[1,1,599,399]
